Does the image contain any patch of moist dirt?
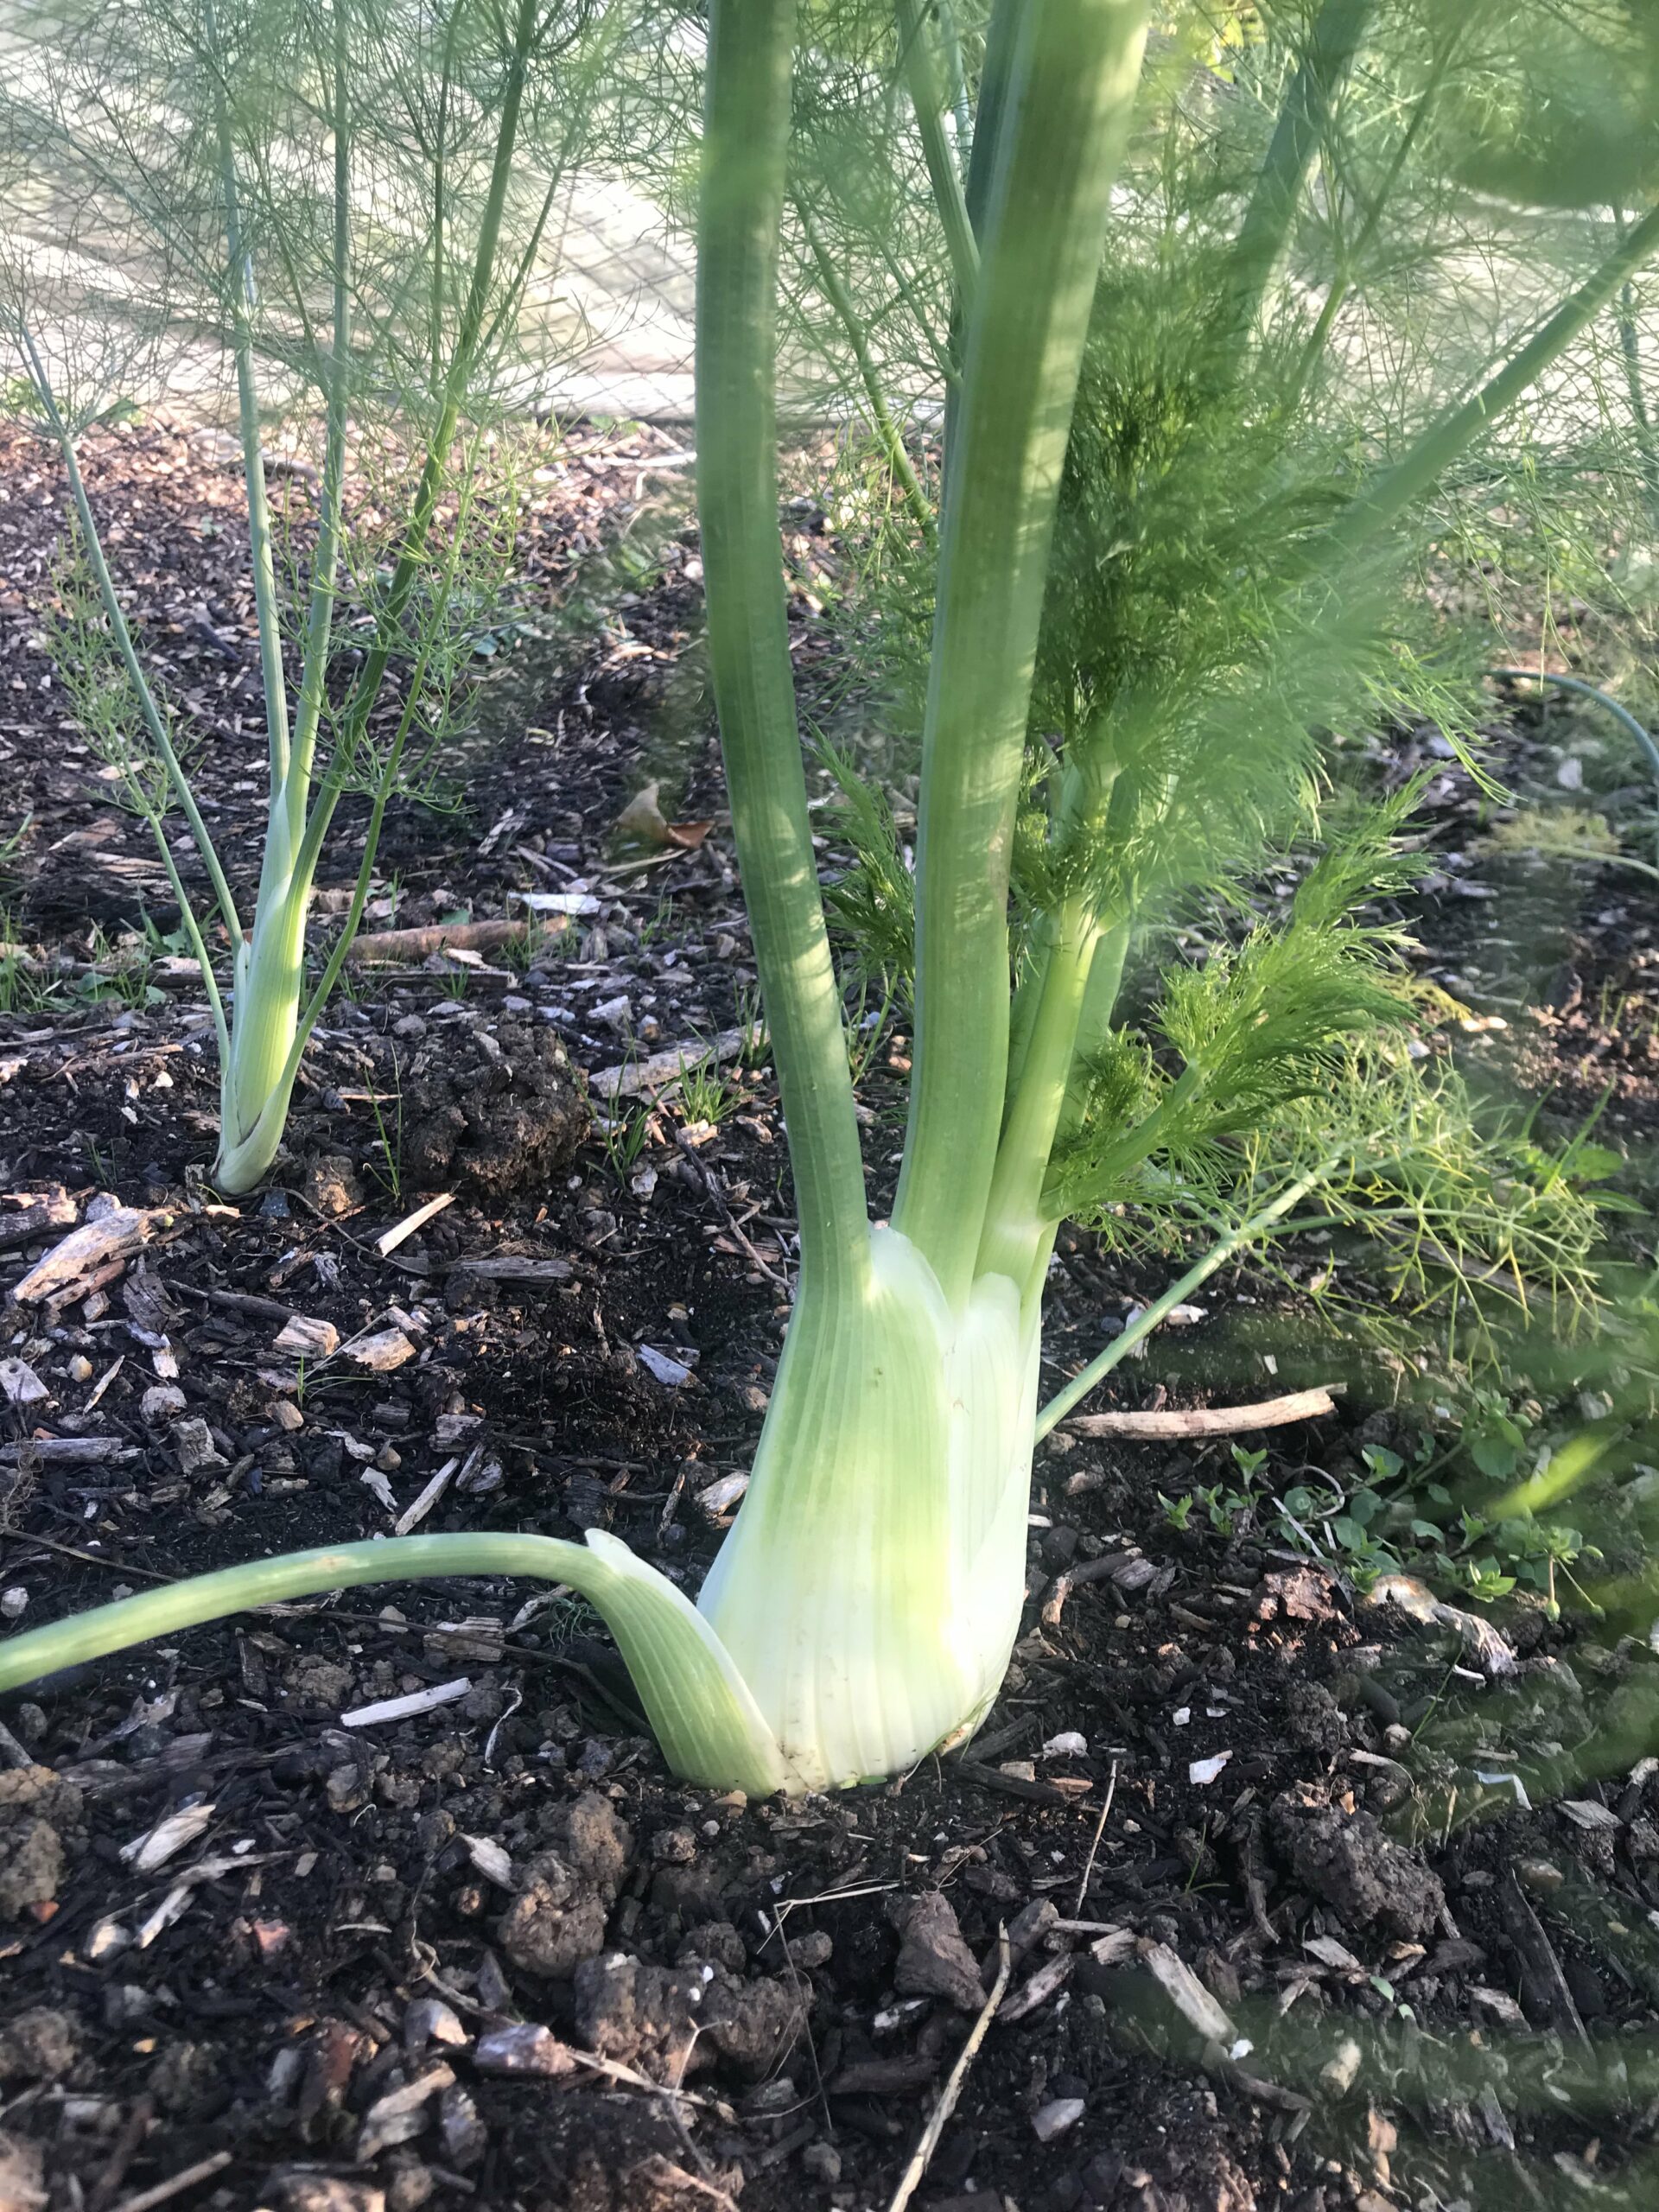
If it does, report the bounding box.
[5,1274,1656,2212]
[2,423,1659,2210]
[0,1764,84,1917]
[1268,1783,1446,1940]
[399,1022,588,1202]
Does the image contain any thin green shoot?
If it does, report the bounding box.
[364,1077,404,1203]
[675,1051,741,1128]
[600,1108,653,1183]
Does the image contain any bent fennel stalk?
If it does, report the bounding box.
[5,0,1658,1796]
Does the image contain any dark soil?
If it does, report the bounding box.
[1,418,1658,2212]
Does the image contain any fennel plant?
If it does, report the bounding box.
[2,0,1655,1796]
[5,0,609,1192]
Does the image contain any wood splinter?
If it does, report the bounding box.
[1063,1383,1340,1440]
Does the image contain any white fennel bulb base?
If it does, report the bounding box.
[698,1227,1039,1793]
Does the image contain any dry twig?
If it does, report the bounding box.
[1073,1758,1118,1916]
[1065,1384,1338,1439]
[887,1929,1012,2212]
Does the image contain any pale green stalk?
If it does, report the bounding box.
[213,609,440,1189]
[19,334,243,963]
[1331,202,1659,553]
[934,0,973,174]
[1612,210,1659,515]
[894,0,1150,1305]
[798,200,938,550]
[283,0,353,852]
[0,1533,787,1799]
[219,442,486,1189]
[978,897,1101,1287]
[279,0,542,918]
[895,0,979,310]
[116,779,232,1071]
[937,0,1017,475]
[697,0,870,1295]
[202,0,294,807]
[1058,919,1131,1120]
[429,0,461,388]
[963,0,1018,236]
[1221,0,1376,346]
[988,741,1128,1283]
[678,0,1039,1787]
[215,0,544,1190]
[218,0,353,1184]
[1033,1162,1334,1439]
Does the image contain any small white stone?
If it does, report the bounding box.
[1033,2096,1086,2143]
[638,1344,693,1387]
[141,1383,188,1425]
[86,1916,131,1961]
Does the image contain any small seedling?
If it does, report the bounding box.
[846,988,895,1088]
[365,1077,404,1203]
[600,1109,653,1182]
[1463,1556,1517,1604]
[676,1051,739,1127]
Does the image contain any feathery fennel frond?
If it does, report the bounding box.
[1049,790,1426,1215]
[1066,1043,1611,1346]
[818,740,918,998]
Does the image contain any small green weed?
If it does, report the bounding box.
[365,1075,404,1202]
[676,1051,740,1127]
[600,1109,653,1181]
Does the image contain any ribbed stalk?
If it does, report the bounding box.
[697,0,870,1297]
[896,0,979,308]
[203,0,293,804]
[963,0,1018,237]
[893,0,1149,1307]
[977,898,1100,1286]
[1332,202,1659,553]
[216,889,308,1188]
[1057,918,1130,1128]
[283,0,353,856]
[1220,0,1375,346]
